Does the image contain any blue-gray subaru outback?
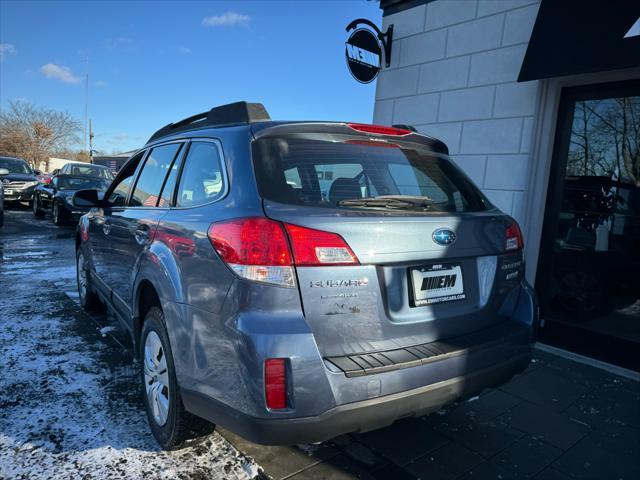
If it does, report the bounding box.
[73,102,536,449]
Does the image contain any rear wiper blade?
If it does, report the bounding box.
[337,196,434,210]
[376,195,435,207]
[337,197,413,208]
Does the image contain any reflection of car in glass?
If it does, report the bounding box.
[550,176,640,317]
[0,156,38,205]
[33,175,111,226]
[73,102,536,450]
[0,168,6,228]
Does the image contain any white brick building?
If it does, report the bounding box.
[372,0,640,368]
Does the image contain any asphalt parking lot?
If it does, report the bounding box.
[1,207,639,480]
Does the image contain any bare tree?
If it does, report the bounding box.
[0,100,81,171]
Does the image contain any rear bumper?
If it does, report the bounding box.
[183,351,530,445]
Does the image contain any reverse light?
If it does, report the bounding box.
[505,222,524,251]
[347,123,412,136]
[284,223,359,266]
[265,358,287,410]
[208,218,295,287]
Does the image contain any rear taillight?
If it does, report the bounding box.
[207,217,295,287]
[505,222,524,251]
[208,218,360,286]
[264,358,287,409]
[347,123,412,136]
[284,223,358,266]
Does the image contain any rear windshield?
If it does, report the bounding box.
[57,176,110,191]
[252,136,490,213]
[66,164,113,180]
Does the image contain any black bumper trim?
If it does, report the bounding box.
[181,352,531,446]
[326,321,528,378]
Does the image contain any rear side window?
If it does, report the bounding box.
[176,142,224,207]
[252,136,489,213]
[130,143,182,207]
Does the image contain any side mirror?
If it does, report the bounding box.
[73,189,103,208]
[34,169,42,175]
[52,169,60,175]
[0,168,8,176]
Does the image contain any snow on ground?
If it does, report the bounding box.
[0,210,262,479]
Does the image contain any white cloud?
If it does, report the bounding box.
[0,43,17,61]
[104,37,134,50]
[39,63,82,84]
[94,80,107,87]
[202,12,250,27]
[176,46,192,54]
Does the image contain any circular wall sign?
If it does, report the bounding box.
[345,28,382,84]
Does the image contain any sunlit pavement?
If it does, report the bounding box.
[1,208,638,480]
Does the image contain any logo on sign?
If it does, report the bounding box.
[345,28,382,84]
[432,228,456,246]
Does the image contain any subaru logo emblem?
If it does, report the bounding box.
[432,228,456,246]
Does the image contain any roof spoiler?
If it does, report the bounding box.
[147,101,270,143]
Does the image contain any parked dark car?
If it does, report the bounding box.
[73,101,536,449]
[0,156,38,205]
[33,175,111,225]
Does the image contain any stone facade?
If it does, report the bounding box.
[374,0,540,224]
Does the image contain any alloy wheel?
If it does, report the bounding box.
[143,331,170,426]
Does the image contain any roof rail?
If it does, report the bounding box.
[147,101,271,143]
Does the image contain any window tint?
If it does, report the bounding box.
[130,143,182,207]
[252,136,489,213]
[107,152,145,207]
[176,142,224,207]
[388,163,448,203]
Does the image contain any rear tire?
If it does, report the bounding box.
[76,249,101,311]
[140,306,215,450]
[33,194,45,218]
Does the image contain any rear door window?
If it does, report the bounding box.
[130,143,182,207]
[176,142,225,207]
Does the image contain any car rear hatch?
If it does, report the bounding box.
[251,123,525,358]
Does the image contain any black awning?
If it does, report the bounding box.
[518,0,640,82]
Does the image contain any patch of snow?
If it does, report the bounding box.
[0,221,261,480]
[99,326,117,337]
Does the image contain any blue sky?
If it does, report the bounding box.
[0,0,381,153]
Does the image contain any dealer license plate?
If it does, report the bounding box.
[410,264,465,306]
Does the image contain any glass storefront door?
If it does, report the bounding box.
[537,80,640,370]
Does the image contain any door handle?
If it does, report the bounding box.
[135,225,150,245]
